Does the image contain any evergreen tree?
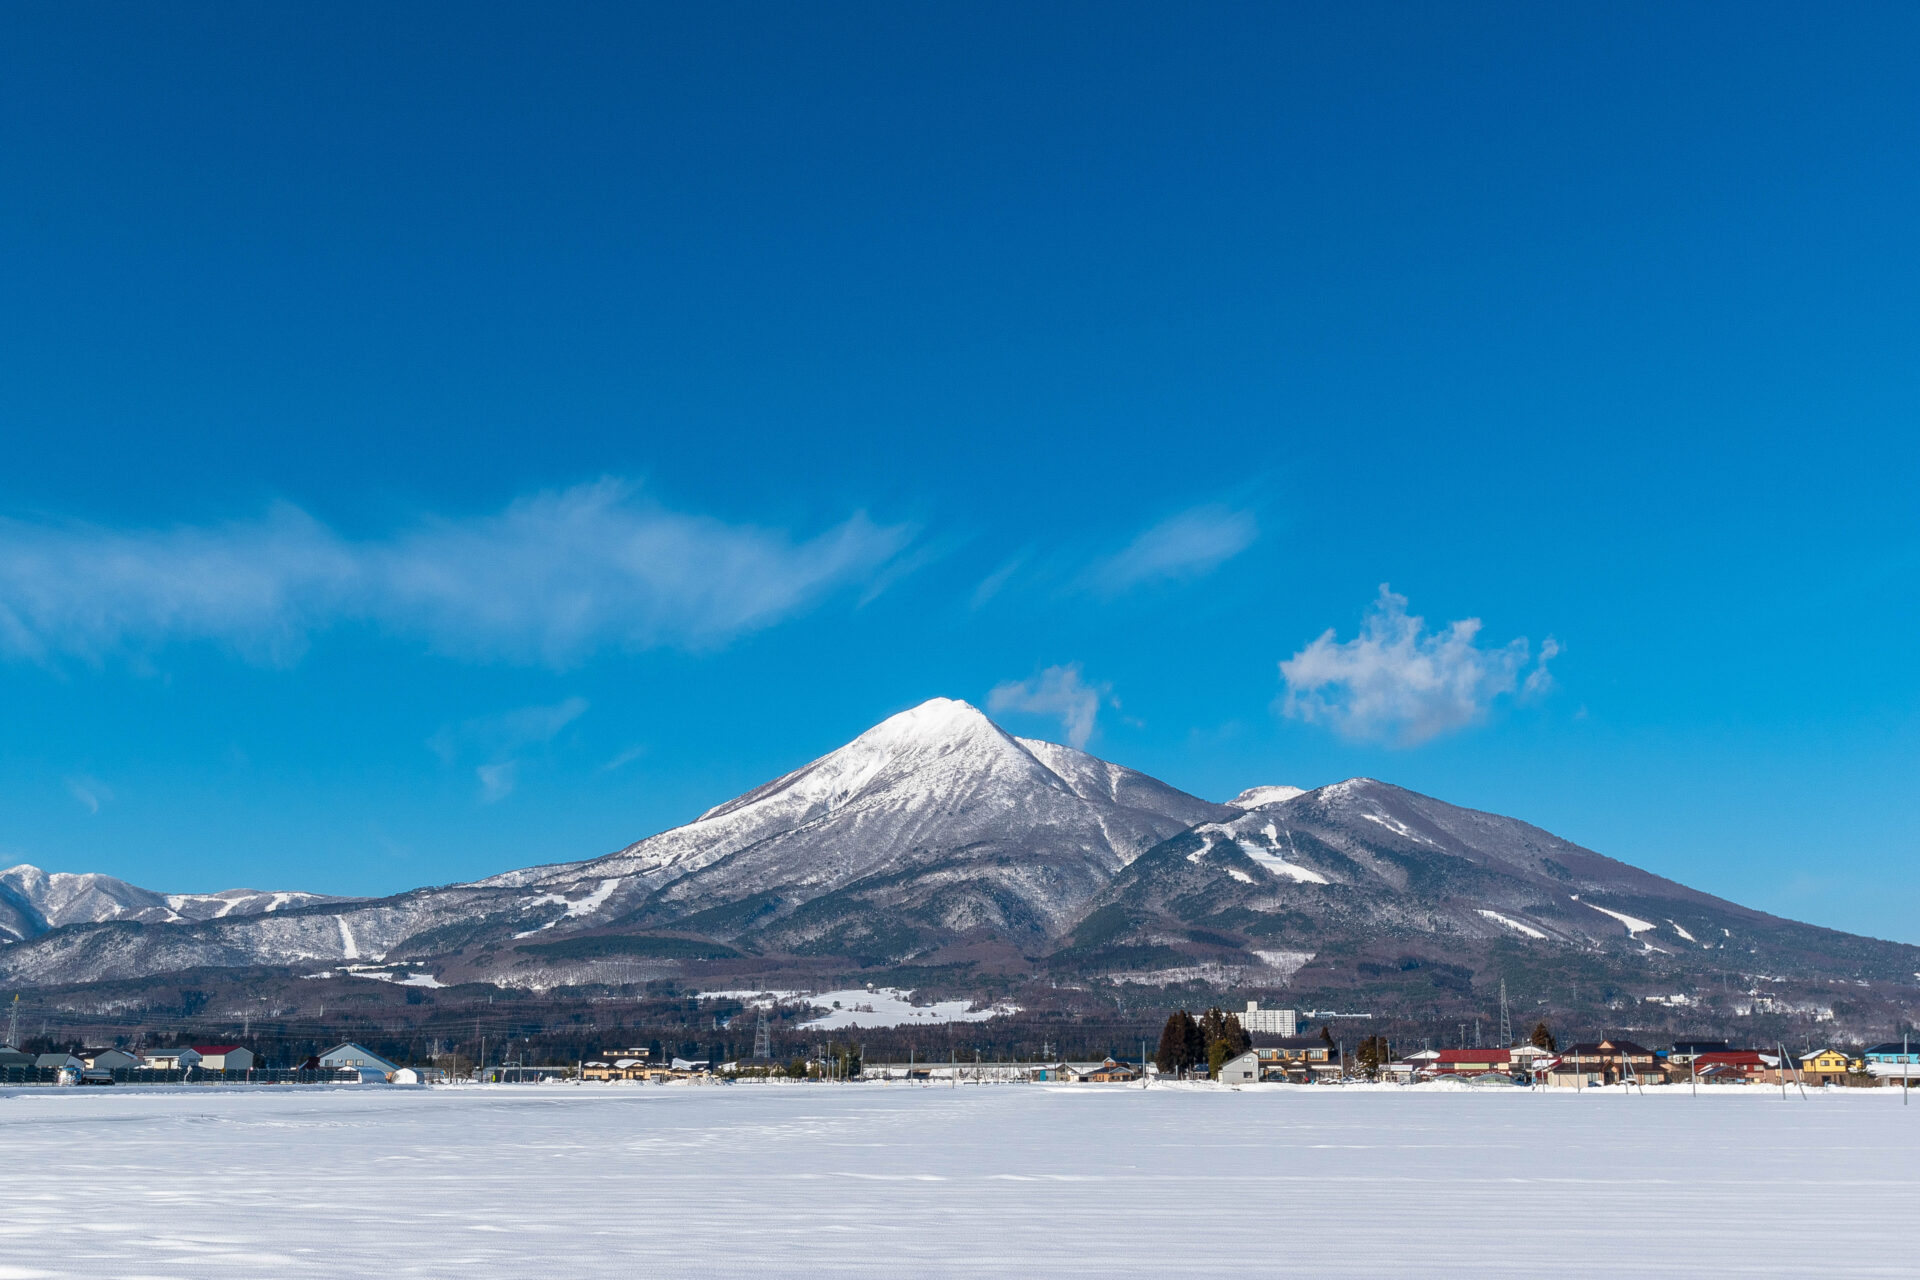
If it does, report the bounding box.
[1207,1038,1230,1079]
[1354,1035,1391,1079]
[1197,1007,1252,1058]
[1156,1010,1204,1075]
[1530,1021,1557,1052]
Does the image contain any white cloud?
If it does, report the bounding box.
[430,696,590,803]
[64,775,113,815]
[1523,637,1561,699]
[969,553,1028,609]
[1278,586,1555,746]
[0,480,913,667]
[987,663,1113,749]
[1085,505,1257,594]
[475,762,519,804]
[600,744,648,773]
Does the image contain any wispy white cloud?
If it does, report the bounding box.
[1278,586,1556,746]
[600,744,648,773]
[65,775,113,815]
[1084,504,1257,595]
[430,696,590,803]
[987,663,1114,749]
[0,480,913,667]
[969,553,1029,610]
[475,761,519,805]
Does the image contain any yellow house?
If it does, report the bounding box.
[1798,1048,1851,1086]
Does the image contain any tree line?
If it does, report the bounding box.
[1154,1007,1252,1079]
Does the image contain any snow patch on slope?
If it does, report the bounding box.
[796,987,1016,1029]
[524,878,623,919]
[1478,909,1547,940]
[1583,901,1655,935]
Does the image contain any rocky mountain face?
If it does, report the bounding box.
[0,864,339,944]
[1065,778,1916,990]
[1,700,1914,1007]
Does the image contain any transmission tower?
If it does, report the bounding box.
[5,994,17,1049]
[753,1009,771,1060]
[1499,979,1512,1047]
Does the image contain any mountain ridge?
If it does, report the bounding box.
[2,699,1914,1017]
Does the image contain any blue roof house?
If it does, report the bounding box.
[1864,1043,1919,1080]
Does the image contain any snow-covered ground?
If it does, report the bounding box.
[2,1084,1915,1276]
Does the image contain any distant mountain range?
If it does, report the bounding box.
[0,864,338,945]
[4,698,1915,1014]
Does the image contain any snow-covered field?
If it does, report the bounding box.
[3,1083,1916,1277]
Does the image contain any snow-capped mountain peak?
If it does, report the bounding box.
[1226,784,1308,810]
[491,697,1231,943]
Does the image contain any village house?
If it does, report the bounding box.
[80,1049,142,1070]
[1253,1037,1341,1082]
[1218,1050,1260,1084]
[1538,1039,1658,1087]
[1863,1043,1920,1081]
[1074,1057,1141,1083]
[1689,1050,1777,1084]
[1797,1048,1852,1086]
[141,1047,202,1070]
[1506,1044,1552,1077]
[1666,1040,1732,1065]
[191,1044,255,1071]
[0,1047,33,1070]
[318,1042,399,1081]
[582,1053,654,1081]
[1430,1049,1511,1078]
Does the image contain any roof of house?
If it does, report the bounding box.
[1865,1043,1919,1055]
[319,1042,399,1067]
[1564,1040,1654,1056]
[191,1044,243,1054]
[1436,1049,1511,1064]
[1693,1051,1770,1067]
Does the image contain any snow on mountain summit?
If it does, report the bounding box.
[504,696,1233,942]
[1226,785,1308,809]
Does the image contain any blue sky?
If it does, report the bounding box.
[2,4,1916,941]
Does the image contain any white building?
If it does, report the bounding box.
[81,1049,142,1070]
[318,1042,399,1081]
[1218,1050,1260,1085]
[141,1047,202,1070]
[191,1044,256,1071]
[1241,1002,1297,1036]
